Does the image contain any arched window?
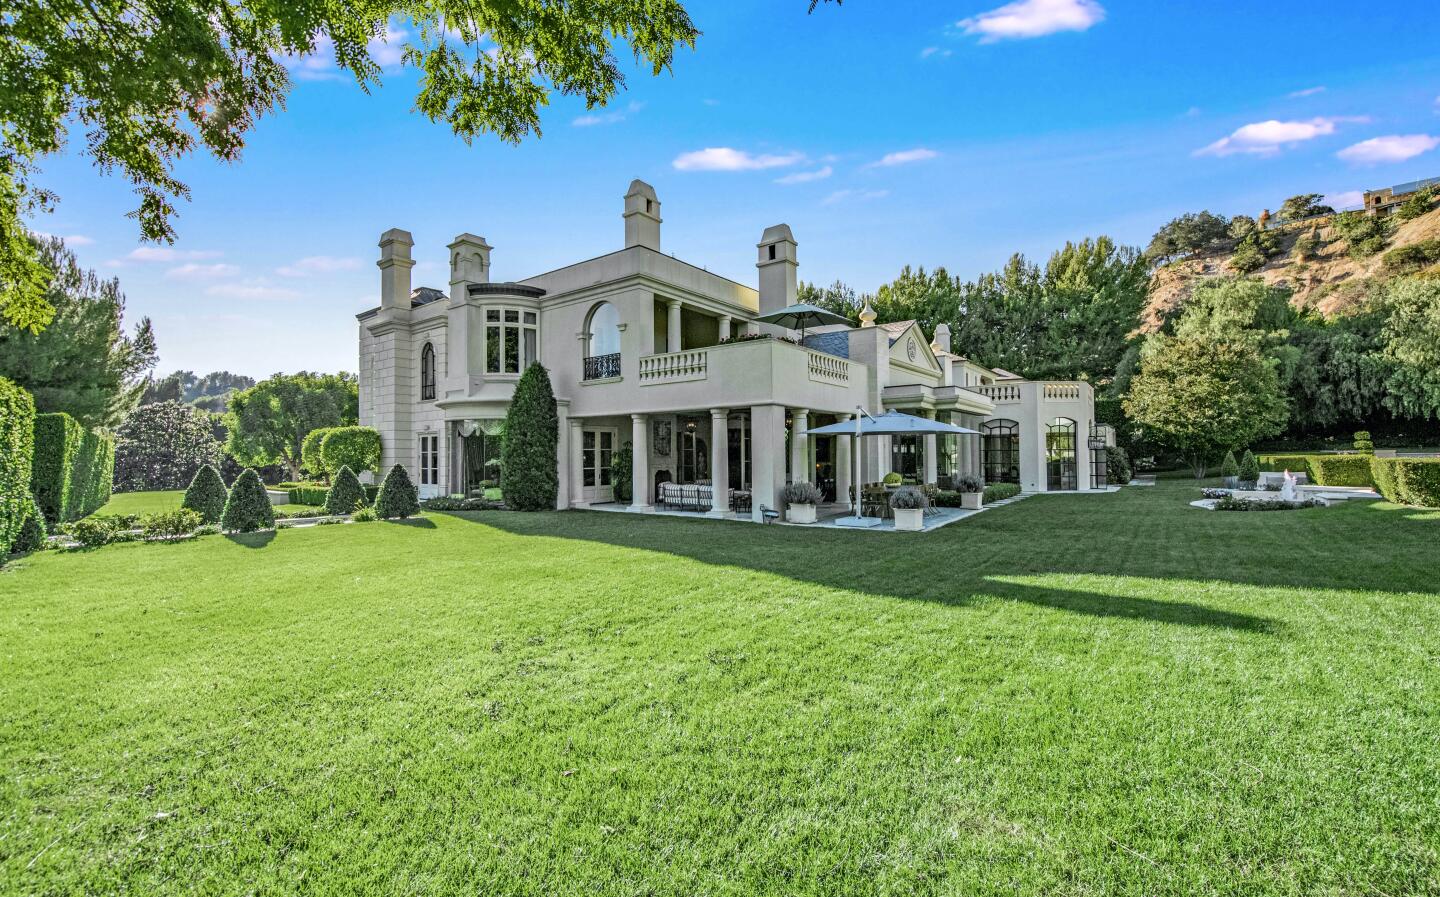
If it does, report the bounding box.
[583,302,622,380]
[420,342,436,400]
[1046,417,1077,491]
[982,419,1020,484]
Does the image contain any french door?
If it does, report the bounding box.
[582,428,618,503]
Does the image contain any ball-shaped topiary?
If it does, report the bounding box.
[320,427,382,478]
[12,494,47,553]
[301,427,336,480]
[221,468,275,532]
[1353,430,1374,454]
[499,363,559,511]
[182,464,228,524]
[375,464,420,519]
[325,465,367,515]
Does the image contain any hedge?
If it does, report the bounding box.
[0,378,36,557]
[31,412,113,525]
[1258,454,1312,476]
[1373,457,1440,508]
[1307,455,1375,488]
[287,484,378,506]
[320,426,382,477]
[302,427,336,478]
[983,483,1022,504]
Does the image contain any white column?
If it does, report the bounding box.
[569,418,587,509]
[555,404,570,510]
[629,414,652,511]
[835,415,852,510]
[790,408,809,484]
[707,409,729,518]
[923,410,938,486]
[718,315,732,341]
[749,404,787,522]
[667,299,682,353]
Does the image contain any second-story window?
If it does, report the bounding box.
[485,308,538,374]
[420,342,436,400]
[583,302,622,380]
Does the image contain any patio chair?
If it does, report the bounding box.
[922,484,941,517]
[861,485,890,519]
[758,504,780,524]
[730,490,752,514]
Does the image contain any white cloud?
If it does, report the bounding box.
[113,246,223,265]
[775,166,834,185]
[33,232,94,246]
[672,147,805,172]
[1322,190,1365,210]
[958,0,1105,42]
[205,281,302,301]
[1196,117,1360,157]
[573,101,644,127]
[868,148,940,168]
[166,263,240,280]
[920,46,953,59]
[281,24,408,81]
[276,255,364,277]
[823,189,890,205]
[1337,134,1440,165]
[1287,86,1326,99]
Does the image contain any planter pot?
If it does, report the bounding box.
[893,508,924,531]
[960,492,983,510]
[787,503,817,524]
[1223,476,1239,489]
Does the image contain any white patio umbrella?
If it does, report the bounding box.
[807,409,980,528]
[752,302,853,341]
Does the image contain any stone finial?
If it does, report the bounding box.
[859,298,877,328]
[931,322,952,354]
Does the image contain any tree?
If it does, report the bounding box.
[1123,334,1289,477]
[500,363,558,510]
[1228,215,1257,241]
[375,464,420,519]
[0,1,707,334]
[0,237,156,427]
[1230,239,1267,275]
[1332,211,1393,258]
[324,466,367,515]
[1238,450,1260,483]
[319,426,382,477]
[1378,277,1440,419]
[181,464,228,524]
[1278,194,1334,223]
[798,280,865,323]
[113,400,224,492]
[301,427,335,480]
[1145,211,1231,262]
[220,468,274,532]
[1396,186,1437,221]
[225,372,357,480]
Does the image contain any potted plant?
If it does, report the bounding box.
[783,481,824,524]
[890,486,925,531]
[882,471,903,488]
[954,474,984,510]
[1220,450,1239,489]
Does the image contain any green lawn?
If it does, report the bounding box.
[4,482,1438,895]
[97,490,320,518]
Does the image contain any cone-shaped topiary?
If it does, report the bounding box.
[1220,451,1239,479]
[325,465,367,515]
[221,468,275,532]
[13,494,47,553]
[182,464,228,524]
[1238,449,1260,483]
[500,363,558,511]
[375,464,420,519]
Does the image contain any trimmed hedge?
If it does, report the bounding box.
[1372,457,1440,508]
[0,378,36,558]
[221,468,275,532]
[983,483,1022,504]
[320,426,382,477]
[287,484,378,506]
[31,412,113,525]
[302,427,336,478]
[13,494,47,553]
[1308,455,1375,488]
[375,464,420,519]
[182,464,228,524]
[324,466,367,515]
[1259,454,1313,476]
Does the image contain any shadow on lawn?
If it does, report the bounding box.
[225,531,277,549]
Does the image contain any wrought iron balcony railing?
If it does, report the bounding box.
[583,352,621,381]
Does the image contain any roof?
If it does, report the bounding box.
[877,319,917,345]
[800,331,850,359]
[467,282,546,299]
[990,367,1024,380]
[411,286,447,307]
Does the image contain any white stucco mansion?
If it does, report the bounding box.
[357,180,1102,520]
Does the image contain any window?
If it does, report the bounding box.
[418,434,439,486]
[1046,418,1077,491]
[420,343,436,401]
[982,419,1020,484]
[484,307,538,374]
[583,302,622,380]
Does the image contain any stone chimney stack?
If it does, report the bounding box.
[756,224,798,316]
[931,322,952,355]
[624,179,661,250]
[378,228,415,311]
[448,233,492,290]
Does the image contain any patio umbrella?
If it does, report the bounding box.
[752,302,853,341]
[806,410,980,527]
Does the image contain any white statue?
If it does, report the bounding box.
[1280,469,1298,502]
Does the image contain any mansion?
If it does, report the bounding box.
[357,180,1102,520]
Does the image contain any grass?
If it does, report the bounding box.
[97,490,320,518]
[3,481,1438,895]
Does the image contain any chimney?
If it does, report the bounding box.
[448,233,492,291]
[378,228,414,311]
[931,322,952,354]
[756,224,797,315]
[624,179,661,250]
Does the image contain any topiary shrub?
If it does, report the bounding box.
[182,464,228,524]
[1308,455,1375,488]
[1220,451,1239,479]
[0,378,36,559]
[325,465,367,515]
[319,426,382,478]
[1394,458,1440,508]
[882,472,903,487]
[1107,446,1133,485]
[1238,449,1260,484]
[1352,430,1374,454]
[500,363,559,511]
[375,464,420,519]
[221,468,275,532]
[13,493,47,553]
[302,426,337,480]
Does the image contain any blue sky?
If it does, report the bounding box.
[29,0,1440,378]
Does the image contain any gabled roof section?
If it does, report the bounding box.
[885,321,942,375]
[877,319,916,345]
[411,286,447,307]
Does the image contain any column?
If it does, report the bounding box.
[629,414,652,511]
[835,414,852,511]
[749,404,787,522]
[569,418,588,509]
[707,409,730,518]
[667,299,682,353]
[555,404,571,510]
[790,409,809,484]
[718,315,732,341]
[923,410,938,486]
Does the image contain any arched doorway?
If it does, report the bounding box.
[982,419,1020,484]
[1046,418,1078,491]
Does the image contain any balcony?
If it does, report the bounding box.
[971,380,1092,408]
[583,353,621,381]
